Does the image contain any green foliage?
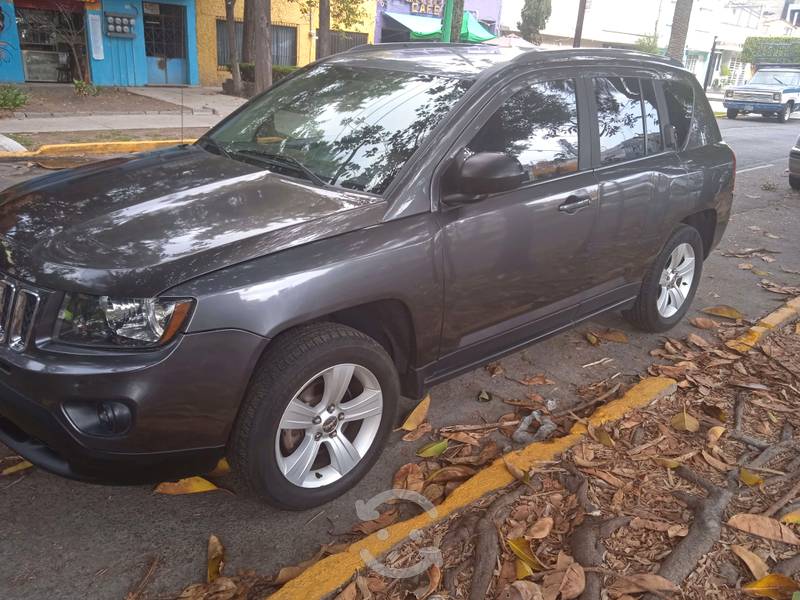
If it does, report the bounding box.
[635,35,660,55]
[518,0,551,44]
[741,36,800,64]
[237,63,297,83]
[0,85,28,110]
[290,0,366,29]
[73,79,99,97]
[720,64,730,77]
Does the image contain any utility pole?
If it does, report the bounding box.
[703,35,718,91]
[666,0,693,63]
[441,0,454,42]
[573,0,587,48]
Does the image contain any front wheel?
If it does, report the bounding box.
[624,225,704,333]
[726,108,739,119]
[228,322,399,509]
[778,102,793,123]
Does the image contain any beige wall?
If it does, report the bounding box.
[196,0,376,86]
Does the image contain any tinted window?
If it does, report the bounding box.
[663,80,693,149]
[594,77,646,165]
[641,79,664,154]
[469,79,579,184]
[209,64,471,194]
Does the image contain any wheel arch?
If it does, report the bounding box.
[681,209,717,258]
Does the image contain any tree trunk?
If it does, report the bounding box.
[450,0,464,43]
[225,0,243,95]
[254,0,272,93]
[317,0,331,59]
[242,0,255,63]
[666,0,693,63]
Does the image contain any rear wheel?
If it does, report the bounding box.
[778,102,793,123]
[790,175,800,191]
[726,108,739,119]
[624,225,704,333]
[229,322,399,509]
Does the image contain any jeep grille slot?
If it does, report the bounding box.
[7,289,39,352]
[0,281,15,343]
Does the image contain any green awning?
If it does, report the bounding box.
[383,11,496,43]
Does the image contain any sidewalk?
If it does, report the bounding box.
[126,86,246,117]
[0,112,221,134]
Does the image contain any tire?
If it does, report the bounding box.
[624,225,704,333]
[228,322,399,509]
[790,175,800,191]
[726,108,739,119]
[778,102,792,123]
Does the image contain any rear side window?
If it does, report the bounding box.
[594,77,646,165]
[468,79,579,184]
[662,80,693,149]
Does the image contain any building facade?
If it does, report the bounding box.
[0,0,374,87]
[375,0,500,43]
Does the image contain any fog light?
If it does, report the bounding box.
[63,400,133,436]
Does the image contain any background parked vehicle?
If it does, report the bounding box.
[723,63,800,122]
[0,45,735,509]
[790,135,800,190]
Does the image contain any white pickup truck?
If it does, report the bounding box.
[723,65,800,123]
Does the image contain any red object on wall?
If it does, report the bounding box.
[14,0,86,12]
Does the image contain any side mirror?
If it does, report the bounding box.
[445,152,528,203]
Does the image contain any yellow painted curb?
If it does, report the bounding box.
[0,139,196,159]
[727,294,800,353]
[268,376,678,600]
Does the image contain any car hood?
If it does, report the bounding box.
[0,145,385,296]
[727,83,785,92]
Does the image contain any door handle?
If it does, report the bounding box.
[558,195,591,214]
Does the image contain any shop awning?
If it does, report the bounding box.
[383,11,496,43]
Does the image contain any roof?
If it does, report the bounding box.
[330,44,683,78]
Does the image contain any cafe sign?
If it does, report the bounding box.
[408,0,442,16]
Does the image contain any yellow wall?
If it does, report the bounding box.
[195,0,376,86]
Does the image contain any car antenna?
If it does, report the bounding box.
[180,85,184,144]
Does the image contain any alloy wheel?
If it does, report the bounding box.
[275,363,383,488]
[656,242,696,318]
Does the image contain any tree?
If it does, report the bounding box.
[518,0,551,45]
[254,0,272,93]
[635,34,660,55]
[291,0,367,58]
[318,0,331,58]
[28,2,88,81]
[242,0,255,63]
[666,0,693,63]
[225,0,242,95]
[451,0,464,43]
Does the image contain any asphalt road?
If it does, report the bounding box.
[1,115,800,600]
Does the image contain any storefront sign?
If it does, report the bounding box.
[409,0,442,16]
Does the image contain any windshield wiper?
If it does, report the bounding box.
[229,149,328,187]
[773,76,786,85]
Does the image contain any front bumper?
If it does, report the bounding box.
[724,100,783,112]
[0,329,266,484]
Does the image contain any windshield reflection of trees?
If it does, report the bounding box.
[213,64,472,194]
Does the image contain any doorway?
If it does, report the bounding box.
[143,2,187,85]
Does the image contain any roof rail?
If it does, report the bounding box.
[509,47,683,67]
[344,42,495,54]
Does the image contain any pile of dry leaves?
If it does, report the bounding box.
[175,308,800,600]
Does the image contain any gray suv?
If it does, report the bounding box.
[0,44,734,508]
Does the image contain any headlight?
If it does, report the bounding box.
[774,92,782,101]
[55,294,193,348]
[725,89,733,98]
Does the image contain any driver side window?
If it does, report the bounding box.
[468,79,579,184]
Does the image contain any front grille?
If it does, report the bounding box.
[0,278,40,352]
[732,91,775,102]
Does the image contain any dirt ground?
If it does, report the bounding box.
[0,84,181,117]
[6,128,211,150]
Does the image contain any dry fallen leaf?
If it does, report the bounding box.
[0,460,33,477]
[508,537,543,571]
[701,402,727,422]
[670,408,700,433]
[542,553,585,600]
[206,458,230,478]
[731,544,770,580]
[334,581,358,600]
[427,465,475,483]
[416,439,449,458]
[781,511,800,524]
[498,580,544,600]
[207,535,225,583]
[588,424,616,448]
[594,328,629,343]
[487,362,505,378]
[520,374,555,386]
[154,477,220,495]
[686,332,710,347]
[728,514,800,545]
[401,395,431,432]
[707,425,726,445]
[392,463,424,493]
[352,508,398,535]
[402,422,432,442]
[585,332,600,346]
[690,317,718,329]
[504,456,529,482]
[702,305,745,320]
[740,467,765,487]
[527,517,554,540]
[608,573,680,595]
[702,449,734,472]
[742,573,800,599]
[442,430,484,446]
[414,564,441,600]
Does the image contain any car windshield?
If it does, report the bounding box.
[749,70,800,86]
[204,63,472,195]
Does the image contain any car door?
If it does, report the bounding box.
[435,72,600,369]
[576,72,687,316]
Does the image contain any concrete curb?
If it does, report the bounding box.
[726,295,800,353]
[268,377,678,600]
[0,139,197,159]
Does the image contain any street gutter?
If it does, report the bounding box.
[0,139,196,160]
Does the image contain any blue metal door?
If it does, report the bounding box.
[143,2,187,85]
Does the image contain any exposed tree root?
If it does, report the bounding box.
[776,553,800,577]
